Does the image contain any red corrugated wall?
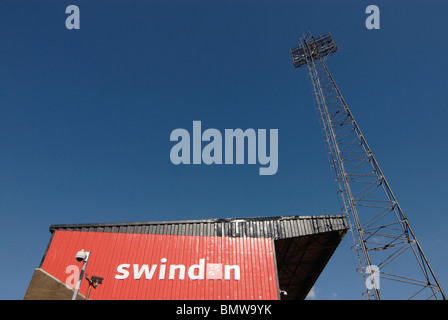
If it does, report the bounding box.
[40,230,279,300]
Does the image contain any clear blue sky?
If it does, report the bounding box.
[1,0,447,300]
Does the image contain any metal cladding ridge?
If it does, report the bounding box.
[48,214,348,240]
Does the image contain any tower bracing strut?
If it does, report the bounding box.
[290,31,446,300]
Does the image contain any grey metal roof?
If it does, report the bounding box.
[49,214,347,240]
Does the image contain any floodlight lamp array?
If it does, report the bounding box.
[290,32,338,68]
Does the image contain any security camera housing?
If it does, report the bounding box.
[75,250,87,262]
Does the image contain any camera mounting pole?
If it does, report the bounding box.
[72,249,91,300]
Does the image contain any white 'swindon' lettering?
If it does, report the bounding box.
[115,258,240,280]
[115,264,130,280]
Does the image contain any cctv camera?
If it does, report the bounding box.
[76,250,87,262]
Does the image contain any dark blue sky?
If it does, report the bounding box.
[1,0,447,299]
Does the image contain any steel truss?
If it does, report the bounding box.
[291,32,446,300]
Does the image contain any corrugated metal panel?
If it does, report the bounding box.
[49,215,347,239]
[41,231,279,300]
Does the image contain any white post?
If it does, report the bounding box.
[72,251,90,300]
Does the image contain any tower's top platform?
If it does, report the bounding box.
[290,32,338,68]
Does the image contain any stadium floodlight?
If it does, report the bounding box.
[290,32,337,68]
[290,31,446,300]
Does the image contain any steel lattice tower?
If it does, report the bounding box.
[290,32,446,300]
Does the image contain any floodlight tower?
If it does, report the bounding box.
[290,31,446,300]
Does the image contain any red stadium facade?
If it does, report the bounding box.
[25,215,347,300]
[41,231,278,300]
